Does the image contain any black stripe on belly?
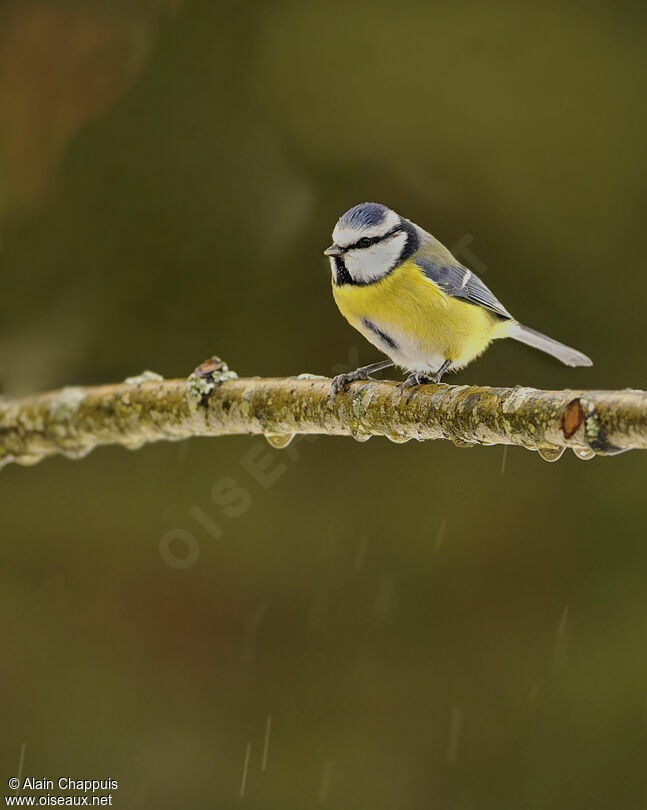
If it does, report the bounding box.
[361,318,399,351]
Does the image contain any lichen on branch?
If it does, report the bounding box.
[0,359,645,468]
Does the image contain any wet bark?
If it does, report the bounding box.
[1,364,645,468]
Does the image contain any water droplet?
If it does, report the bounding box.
[121,439,145,452]
[265,432,295,449]
[537,446,565,462]
[386,434,411,444]
[573,447,596,461]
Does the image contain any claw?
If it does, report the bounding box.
[400,360,451,390]
[329,360,395,398]
[330,369,370,397]
[400,371,436,390]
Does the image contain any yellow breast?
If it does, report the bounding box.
[332,259,505,369]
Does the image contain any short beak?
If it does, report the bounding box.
[324,244,342,256]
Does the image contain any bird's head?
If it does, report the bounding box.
[325,202,419,285]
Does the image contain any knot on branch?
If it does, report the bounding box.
[186,356,238,410]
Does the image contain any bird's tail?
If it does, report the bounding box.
[507,322,592,367]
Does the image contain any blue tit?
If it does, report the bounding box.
[324,202,592,393]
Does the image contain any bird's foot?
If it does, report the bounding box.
[330,368,373,397]
[400,360,451,390]
[330,360,395,398]
[400,371,438,389]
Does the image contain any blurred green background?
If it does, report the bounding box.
[1,1,646,807]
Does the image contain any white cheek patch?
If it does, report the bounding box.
[344,232,407,284]
[332,209,401,247]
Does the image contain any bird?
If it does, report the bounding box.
[324,202,592,395]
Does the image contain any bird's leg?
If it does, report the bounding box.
[401,359,451,389]
[330,360,394,397]
[432,359,452,383]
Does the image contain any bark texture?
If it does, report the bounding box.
[0,363,645,468]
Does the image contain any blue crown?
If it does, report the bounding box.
[338,202,389,229]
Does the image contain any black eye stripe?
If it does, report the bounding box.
[343,226,403,252]
[358,236,378,248]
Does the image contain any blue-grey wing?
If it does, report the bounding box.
[415,257,513,321]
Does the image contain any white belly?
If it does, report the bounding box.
[356,317,446,373]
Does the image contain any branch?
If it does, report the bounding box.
[0,359,646,468]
